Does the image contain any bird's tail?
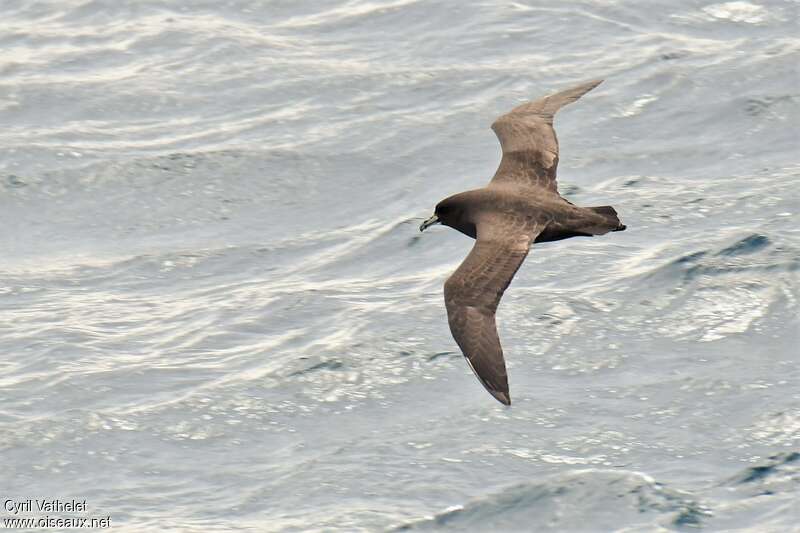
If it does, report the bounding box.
[589,206,626,232]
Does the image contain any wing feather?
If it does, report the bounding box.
[490,79,602,193]
[444,220,544,405]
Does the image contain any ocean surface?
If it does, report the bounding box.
[1,0,799,531]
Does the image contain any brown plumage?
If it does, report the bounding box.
[420,79,626,406]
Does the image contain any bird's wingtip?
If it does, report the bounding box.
[582,78,604,92]
[492,390,511,406]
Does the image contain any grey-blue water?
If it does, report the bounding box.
[2,1,799,531]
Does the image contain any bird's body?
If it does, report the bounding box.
[433,185,622,243]
[420,79,626,406]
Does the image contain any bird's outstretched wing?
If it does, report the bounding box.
[490,79,603,193]
[444,217,544,405]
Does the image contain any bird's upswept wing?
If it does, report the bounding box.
[490,79,603,193]
[443,216,544,405]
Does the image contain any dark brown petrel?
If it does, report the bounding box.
[420,79,626,406]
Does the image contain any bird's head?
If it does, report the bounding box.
[420,197,475,237]
[420,199,451,232]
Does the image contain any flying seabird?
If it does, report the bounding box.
[420,79,626,406]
